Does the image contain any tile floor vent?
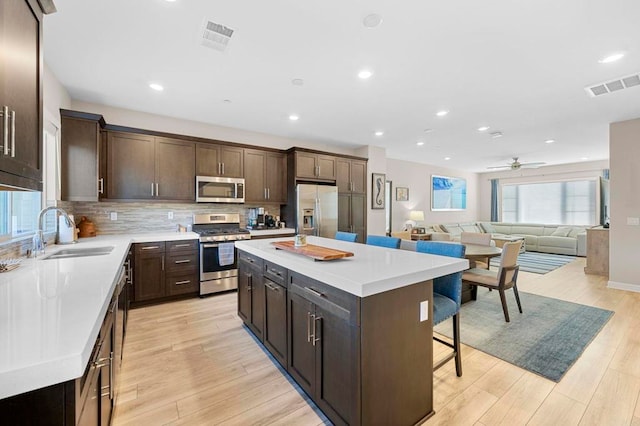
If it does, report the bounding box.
[586,72,640,97]
[200,20,234,52]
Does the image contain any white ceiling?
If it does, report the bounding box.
[44,0,640,172]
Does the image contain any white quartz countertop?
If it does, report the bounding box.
[0,231,199,399]
[236,236,469,297]
[249,228,296,237]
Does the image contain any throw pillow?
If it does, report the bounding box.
[550,226,571,237]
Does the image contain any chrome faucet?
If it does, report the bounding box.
[32,206,75,257]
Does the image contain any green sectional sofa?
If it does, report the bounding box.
[435,222,588,256]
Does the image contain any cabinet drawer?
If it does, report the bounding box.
[166,253,198,273]
[239,250,263,270]
[166,272,199,295]
[289,271,359,326]
[263,260,287,286]
[167,240,198,254]
[135,242,165,255]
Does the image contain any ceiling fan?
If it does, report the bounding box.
[487,157,546,170]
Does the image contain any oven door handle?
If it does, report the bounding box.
[202,243,224,248]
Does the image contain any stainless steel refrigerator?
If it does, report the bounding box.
[296,184,338,238]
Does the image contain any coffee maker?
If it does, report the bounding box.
[247,207,265,229]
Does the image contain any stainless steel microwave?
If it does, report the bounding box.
[196,176,245,203]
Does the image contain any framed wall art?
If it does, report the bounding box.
[396,187,409,201]
[431,175,467,211]
[371,173,386,209]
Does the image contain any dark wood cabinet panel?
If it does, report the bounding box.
[287,290,315,396]
[336,158,351,193]
[195,144,244,177]
[336,158,366,194]
[0,0,43,189]
[350,160,367,194]
[244,149,286,203]
[263,279,287,367]
[134,251,165,302]
[293,151,336,181]
[60,113,105,201]
[338,193,366,243]
[156,137,195,201]
[248,270,265,340]
[238,268,252,324]
[107,132,155,199]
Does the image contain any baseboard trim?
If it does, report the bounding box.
[607,280,640,293]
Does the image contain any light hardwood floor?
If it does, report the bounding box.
[113,258,640,425]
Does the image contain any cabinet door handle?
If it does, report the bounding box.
[1,106,8,156]
[156,183,159,197]
[9,110,15,158]
[218,162,222,175]
[312,315,321,346]
[304,287,324,298]
[264,188,267,199]
[267,188,270,199]
[173,243,191,248]
[98,178,104,194]
[269,268,281,277]
[307,312,312,343]
[247,274,252,291]
[222,163,225,175]
[174,259,191,264]
[141,246,160,250]
[162,255,165,271]
[265,282,279,292]
[175,280,191,285]
[151,183,154,196]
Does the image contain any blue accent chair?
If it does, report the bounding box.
[416,240,466,376]
[365,235,401,249]
[335,231,358,242]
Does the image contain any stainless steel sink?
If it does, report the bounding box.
[42,246,115,260]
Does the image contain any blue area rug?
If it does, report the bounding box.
[434,290,613,382]
[490,251,576,274]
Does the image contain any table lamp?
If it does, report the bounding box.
[405,210,425,231]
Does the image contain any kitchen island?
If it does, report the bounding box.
[236,236,468,426]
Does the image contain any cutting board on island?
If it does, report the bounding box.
[271,241,354,261]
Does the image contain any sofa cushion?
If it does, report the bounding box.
[538,236,576,249]
[460,223,483,233]
[568,227,587,238]
[478,222,495,233]
[492,224,512,234]
[511,225,545,236]
[550,226,572,237]
[441,223,464,237]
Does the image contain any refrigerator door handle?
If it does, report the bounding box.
[315,197,321,237]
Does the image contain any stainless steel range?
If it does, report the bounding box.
[192,213,251,296]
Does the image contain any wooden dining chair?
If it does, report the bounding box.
[416,241,466,376]
[460,232,492,269]
[366,235,401,249]
[335,231,358,242]
[462,240,523,322]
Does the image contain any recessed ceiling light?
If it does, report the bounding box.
[490,131,503,139]
[292,78,304,86]
[423,128,433,133]
[598,53,625,64]
[544,139,555,144]
[580,157,589,161]
[436,110,449,117]
[444,157,451,161]
[289,114,299,121]
[363,14,383,28]
[374,131,384,136]
[416,141,425,146]
[358,70,373,79]
[149,83,164,91]
[164,0,177,2]
[477,126,490,132]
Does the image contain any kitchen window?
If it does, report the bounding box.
[0,191,42,241]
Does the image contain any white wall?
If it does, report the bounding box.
[356,146,387,235]
[386,158,480,231]
[609,118,640,292]
[477,160,609,222]
[43,63,71,129]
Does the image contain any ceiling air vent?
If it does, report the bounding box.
[200,20,234,52]
[586,72,640,97]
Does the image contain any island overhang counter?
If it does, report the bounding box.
[235,236,468,426]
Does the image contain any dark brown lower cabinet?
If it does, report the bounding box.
[237,252,264,340]
[237,249,435,426]
[263,278,288,367]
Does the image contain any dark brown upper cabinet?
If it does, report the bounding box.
[244,149,286,203]
[195,143,244,178]
[107,132,195,201]
[60,110,106,201]
[294,151,336,181]
[336,158,367,194]
[0,0,45,191]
